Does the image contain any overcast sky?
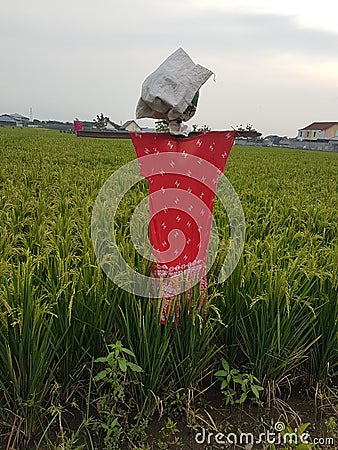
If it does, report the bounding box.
[1,0,338,137]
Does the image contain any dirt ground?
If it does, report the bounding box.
[146,384,338,449]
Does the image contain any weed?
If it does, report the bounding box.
[215,358,264,405]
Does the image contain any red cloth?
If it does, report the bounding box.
[130,131,236,322]
[73,121,83,134]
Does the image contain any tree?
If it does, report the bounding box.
[192,124,211,132]
[236,123,262,139]
[155,120,169,132]
[198,124,211,132]
[94,113,109,130]
[236,123,256,132]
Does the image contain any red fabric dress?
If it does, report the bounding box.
[130,131,236,322]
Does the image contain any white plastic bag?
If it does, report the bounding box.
[136,48,213,135]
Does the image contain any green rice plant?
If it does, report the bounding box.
[112,292,174,416]
[110,288,222,418]
[218,145,337,392]
[166,289,223,394]
[217,236,327,390]
[308,293,338,383]
[0,257,59,448]
[46,258,119,386]
[236,291,318,388]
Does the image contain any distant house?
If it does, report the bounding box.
[9,113,29,125]
[121,120,141,132]
[0,113,30,127]
[262,135,282,146]
[105,119,141,132]
[297,122,338,141]
[106,120,122,131]
[0,114,17,127]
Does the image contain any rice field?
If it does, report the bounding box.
[0,127,337,449]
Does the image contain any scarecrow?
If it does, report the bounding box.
[131,48,236,322]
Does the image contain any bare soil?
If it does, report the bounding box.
[146,384,338,449]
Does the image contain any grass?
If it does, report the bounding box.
[0,127,337,448]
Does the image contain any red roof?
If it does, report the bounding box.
[301,122,338,131]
